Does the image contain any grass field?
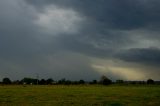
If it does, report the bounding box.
[0,85,160,106]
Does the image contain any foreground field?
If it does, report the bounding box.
[0,85,160,106]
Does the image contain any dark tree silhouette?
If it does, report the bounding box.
[46,78,54,85]
[100,75,112,85]
[79,80,85,84]
[64,80,72,85]
[39,79,46,85]
[2,77,12,84]
[116,80,124,84]
[21,78,37,84]
[90,80,97,84]
[13,80,20,85]
[147,79,154,84]
[58,78,66,84]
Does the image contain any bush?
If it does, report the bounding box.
[2,78,12,84]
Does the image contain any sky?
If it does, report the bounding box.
[0,0,160,81]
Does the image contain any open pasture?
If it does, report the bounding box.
[0,85,160,106]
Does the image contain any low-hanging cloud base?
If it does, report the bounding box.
[0,0,160,81]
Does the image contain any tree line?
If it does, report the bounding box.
[0,76,159,85]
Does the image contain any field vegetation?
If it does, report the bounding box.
[0,85,160,106]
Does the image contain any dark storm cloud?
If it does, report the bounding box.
[1,0,160,80]
[116,47,160,65]
[0,0,39,57]
[25,0,160,30]
[24,0,160,57]
[0,0,99,80]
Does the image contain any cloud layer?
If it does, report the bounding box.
[0,0,160,80]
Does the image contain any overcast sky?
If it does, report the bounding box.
[0,0,160,81]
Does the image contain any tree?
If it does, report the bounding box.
[58,78,66,84]
[100,75,112,85]
[21,78,37,84]
[147,79,154,84]
[79,80,85,84]
[90,80,97,84]
[92,80,97,84]
[46,78,54,85]
[13,80,20,85]
[39,79,46,85]
[116,80,124,84]
[64,80,72,85]
[2,77,12,84]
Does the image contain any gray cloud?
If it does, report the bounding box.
[0,0,160,80]
[116,47,160,65]
[25,0,160,30]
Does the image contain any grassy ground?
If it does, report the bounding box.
[0,85,160,106]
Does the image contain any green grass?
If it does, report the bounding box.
[0,85,160,106]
